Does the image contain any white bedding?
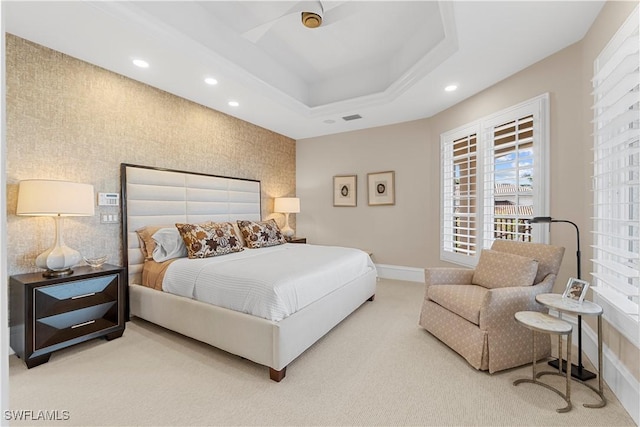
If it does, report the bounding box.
[162,244,376,321]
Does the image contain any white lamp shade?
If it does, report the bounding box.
[274,197,300,213]
[17,180,95,216]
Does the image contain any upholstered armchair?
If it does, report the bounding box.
[419,240,565,373]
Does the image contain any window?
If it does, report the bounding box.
[441,95,549,267]
[591,6,639,334]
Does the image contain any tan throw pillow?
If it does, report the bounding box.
[472,249,538,289]
[175,222,243,259]
[135,225,170,260]
[237,219,286,249]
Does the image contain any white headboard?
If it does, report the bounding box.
[121,164,261,286]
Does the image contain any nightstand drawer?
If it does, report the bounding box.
[34,274,118,318]
[34,302,118,351]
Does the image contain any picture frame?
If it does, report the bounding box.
[561,277,590,303]
[367,171,395,206]
[333,175,357,207]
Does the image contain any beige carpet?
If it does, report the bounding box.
[8,279,635,426]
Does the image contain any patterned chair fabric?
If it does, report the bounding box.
[419,240,565,373]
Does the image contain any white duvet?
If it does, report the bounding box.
[162,244,376,321]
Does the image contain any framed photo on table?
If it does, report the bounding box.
[562,277,590,303]
[333,175,357,207]
[368,171,395,206]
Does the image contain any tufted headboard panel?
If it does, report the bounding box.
[120,164,261,286]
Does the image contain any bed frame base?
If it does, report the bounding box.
[129,269,377,382]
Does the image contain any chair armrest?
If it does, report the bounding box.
[479,274,556,330]
[425,268,474,286]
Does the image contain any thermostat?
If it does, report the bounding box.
[98,192,120,206]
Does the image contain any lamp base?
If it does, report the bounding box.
[548,359,597,381]
[281,212,294,238]
[42,268,74,278]
[281,226,294,238]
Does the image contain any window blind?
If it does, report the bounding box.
[591,5,639,321]
[483,115,535,248]
[442,133,478,258]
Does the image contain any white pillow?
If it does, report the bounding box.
[152,227,187,262]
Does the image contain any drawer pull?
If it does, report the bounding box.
[71,320,95,329]
[71,292,96,300]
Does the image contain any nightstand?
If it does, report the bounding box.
[287,237,307,244]
[9,264,125,368]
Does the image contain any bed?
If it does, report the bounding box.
[120,163,377,381]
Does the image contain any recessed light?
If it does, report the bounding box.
[228,101,239,107]
[323,119,336,124]
[132,59,149,68]
[204,77,218,85]
[445,84,458,92]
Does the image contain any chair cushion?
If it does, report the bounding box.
[428,285,488,325]
[472,249,538,289]
[490,240,565,284]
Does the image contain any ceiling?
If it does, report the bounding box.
[4,1,604,140]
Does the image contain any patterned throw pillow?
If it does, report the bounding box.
[237,219,286,248]
[471,249,539,289]
[175,222,243,259]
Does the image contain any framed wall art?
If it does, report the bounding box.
[333,175,357,207]
[368,171,395,206]
[562,277,590,303]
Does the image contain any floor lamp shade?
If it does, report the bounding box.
[17,180,95,277]
[274,197,300,238]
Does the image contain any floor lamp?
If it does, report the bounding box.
[529,216,596,381]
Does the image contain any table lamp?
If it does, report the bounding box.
[529,216,595,381]
[17,179,95,277]
[274,197,300,239]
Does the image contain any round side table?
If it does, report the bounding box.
[513,311,573,413]
[535,293,606,408]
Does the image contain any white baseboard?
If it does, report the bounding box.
[374,264,424,283]
[551,311,639,425]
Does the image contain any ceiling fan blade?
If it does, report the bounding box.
[322,1,359,26]
[241,1,323,43]
[242,20,279,43]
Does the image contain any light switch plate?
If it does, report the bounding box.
[100,213,119,224]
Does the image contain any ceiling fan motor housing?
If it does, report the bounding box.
[302,12,322,28]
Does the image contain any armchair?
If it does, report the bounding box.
[419,240,565,373]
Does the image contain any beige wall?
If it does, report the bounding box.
[5,35,296,276]
[297,1,638,381]
[296,119,433,266]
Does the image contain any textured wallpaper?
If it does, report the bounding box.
[5,35,296,275]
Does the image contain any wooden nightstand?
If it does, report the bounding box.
[9,264,125,368]
[287,237,307,244]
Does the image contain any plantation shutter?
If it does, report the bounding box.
[441,94,548,267]
[591,6,639,320]
[483,115,535,248]
[442,131,478,262]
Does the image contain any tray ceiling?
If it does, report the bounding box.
[5,1,604,139]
